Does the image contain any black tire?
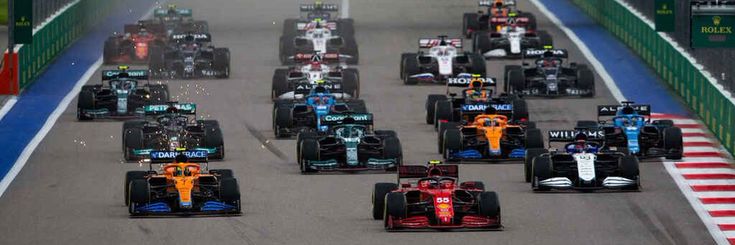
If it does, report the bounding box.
[337,18,355,37]
[382,137,402,164]
[148,45,166,75]
[296,131,319,164]
[375,130,397,138]
[399,53,415,80]
[520,12,538,30]
[385,192,407,219]
[148,84,169,103]
[532,156,553,191]
[508,68,526,93]
[525,128,544,149]
[272,69,290,100]
[340,37,360,65]
[525,121,537,129]
[576,67,595,97]
[618,155,641,190]
[461,181,485,191]
[210,169,234,178]
[273,107,292,138]
[128,179,150,211]
[300,139,319,173]
[443,129,462,160]
[434,100,453,129]
[472,31,491,55]
[372,183,398,220]
[653,119,675,128]
[282,19,299,37]
[279,36,296,65]
[512,99,529,122]
[537,30,553,47]
[103,38,119,64]
[663,127,683,160]
[213,48,231,78]
[576,120,599,129]
[425,94,447,124]
[463,13,480,38]
[121,120,145,151]
[342,68,360,98]
[76,90,95,121]
[438,122,460,154]
[124,171,147,206]
[346,100,368,113]
[503,65,522,93]
[469,53,486,76]
[123,128,144,161]
[203,120,225,160]
[402,54,420,85]
[524,148,548,183]
[478,191,500,218]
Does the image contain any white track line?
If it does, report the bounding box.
[0,96,18,121]
[0,4,160,198]
[527,0,626,102]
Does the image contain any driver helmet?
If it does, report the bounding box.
[484,107,498,115]
[313,83,327,93]
[310,61,322,71]
[621,106,636,115]
[574,132,588,152]
[167,4,178,15]
[175,153,188,163]
[166,106,179,114]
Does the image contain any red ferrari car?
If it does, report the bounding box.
[104,23,167,64]
[372,161,502,231]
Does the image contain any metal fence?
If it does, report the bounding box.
[32,0,76,27]
[621,0,735,91]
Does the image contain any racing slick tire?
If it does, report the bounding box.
[576,120,599,129]
[460,181,485,191]
[469,53,487,76]
[425,94,447,124]
[279,35,297,65]
[576,65,595,97]
[123,128,144,161]
[341,38,360,65]
[203,120,225,160]
[210,169,234,178]
[76,89,95,121]
[434,100,453,130]
[337,19,355,37]
[296,131,319,163]
[478,191,500,219]
[384,192,407,229]
[273,107,293,138]
[663,127,683,160]
[532,156,553,191]
[372,183,398,220]
[300,139,319,173]
[401,53,420,85]
[438,121,460,154]
[507,67,526,94]
[375,130,397,138]
[271,69,290,100]
[346,100,368,113]
[537,30,553,47]
[520,12,538,30]
[512,99,529,122]
[342,68,360,98]
[653,119,675,128]
[399,53,415,80]
[125,171,147,206]
[524,148,548,183]
[219,177,241,205]
[618,155,641,190]
[503,65,522,92]
[148,46,166,78]
[148,84,169,103]
[213,48,231,78]
[282,19,299,37]
[525,121,537,129]
[382,137,403,167]
[128,179,150,214]
[443,129,462,160]
[472,31,491,55]
[122,120,146,152]
[525,128,544,149]
[463,13,480,38]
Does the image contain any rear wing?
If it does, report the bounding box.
[154,8,193,17]
[490,16,530,24]
[398,165,459,179]
[479,0,516,7]
[319,113,374,126]
[144,103,197,115]
[293,81,343,95]
[296,21,337,30]
[148,150,207,164]
[170,33,212,43]
[290,53,341,63]
[101,69,148,80]
[597,104,652,116]
[419,38,462,49]
[300,3,339,11]
[547,129,605,142]
[523,49,569,59]
[446,77,496,87]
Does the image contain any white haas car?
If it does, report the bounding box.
[400,36,486,85]
[279,19,359,65]
[524,130,640,191]
[472,15,552,58]
[272,53,359,100]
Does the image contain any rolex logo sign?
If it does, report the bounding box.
[700,16,733,34]
[656,4,673,15]
[15,16,31,27]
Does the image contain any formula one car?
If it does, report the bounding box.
[122,103,225,161]
[139,4,209,36]
[427,75,528,129]
[472,13,552,58]
[463,0,538,38]
[149,32,230,79]
[125,150,240,216]
[525,130,640,191]
[441,113,543,162]
[296,114,402,173]
[272,53,360,100]
[77,66,169,120]
[282,2,353,37]
[104,23,168,64]
[504,48,595,97]
[582,102,683,159]
[279,18,359,65]
[400,36,486,85]
[273,86,367,138]
[372,161,502,231]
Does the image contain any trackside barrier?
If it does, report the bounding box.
[0,0,121,95]
[571,0,735,155]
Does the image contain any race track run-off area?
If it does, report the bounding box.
[0,0,728,244]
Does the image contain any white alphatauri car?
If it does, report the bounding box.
[472,19,552,58]
[279,20,359,65]
[400,36,486,85]
[272,53,359,100]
